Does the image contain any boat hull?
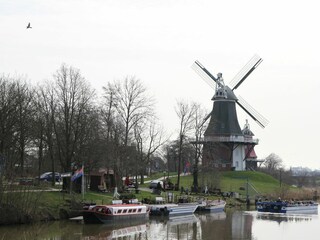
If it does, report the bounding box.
[197,200,226,212]
[149,203,198,216]
[169,204,198,216]
[83,204,149,224]
[202,205,226,212]
[83,211,148,224]
[257,201,318,214]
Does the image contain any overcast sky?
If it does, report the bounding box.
[1,0,320,170]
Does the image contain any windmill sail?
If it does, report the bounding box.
[192,56,268,129]
[229,55,263,91]
[191,61,218,89]
[236,96,269,128]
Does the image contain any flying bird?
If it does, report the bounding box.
[26,22,32,29]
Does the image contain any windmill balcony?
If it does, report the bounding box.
[190,136,259,144]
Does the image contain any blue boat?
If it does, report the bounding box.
[256,200,318,214]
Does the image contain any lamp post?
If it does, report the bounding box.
[163,171,166,190]
[166,146,170,176]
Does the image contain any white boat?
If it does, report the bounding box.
[256,200,318,214]
[83,203,149,224]
[149,203,198,216]
[197,199,226,212]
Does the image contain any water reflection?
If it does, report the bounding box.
[249,210,319,240]
[0,208,319,240]
[149,214,201,239]
[256,212,314,224]
[82,222,148,239]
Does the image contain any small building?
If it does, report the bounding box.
[89,168,115,192]
[242,120,263,170]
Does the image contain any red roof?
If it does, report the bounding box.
[245,145,257,158]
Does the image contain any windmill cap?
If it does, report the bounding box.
[213,86,237,101]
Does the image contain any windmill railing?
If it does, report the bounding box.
[189,136,259,144]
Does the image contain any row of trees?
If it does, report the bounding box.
[0,64,210,190]
[0,64,171,188]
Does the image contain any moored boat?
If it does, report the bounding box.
[83,204,149,224]
[197,199,226,212]
[256,200,318,214]
[149,203,198,216]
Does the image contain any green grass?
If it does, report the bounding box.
[156,171,286,197]
[221,171,280,194]
[38,171,294,205]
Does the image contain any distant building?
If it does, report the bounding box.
[290,167,312,176]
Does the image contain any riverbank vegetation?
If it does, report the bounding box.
[1,171,318,225]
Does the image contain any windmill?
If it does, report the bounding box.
[191,55,268,171]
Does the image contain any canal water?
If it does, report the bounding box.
[0,208,319,240]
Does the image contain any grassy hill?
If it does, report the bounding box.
[159,171,314,200]
[221,171,280,194]
[166,171,279,193]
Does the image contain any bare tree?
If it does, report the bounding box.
[101,83,117,143]
[0,75,20,179]
[134,117,167,184]
[191,103,208,190]
[0,75,35,177]
[112,76,154,146]
[101,83,122,184]
[175,100,197,190]
[36,82,58,186]
[52,64,95,189]
[15,81,35,176]
[263,153,283,174]
[103,76,155,184]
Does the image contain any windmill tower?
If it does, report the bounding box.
[191,55,268,171]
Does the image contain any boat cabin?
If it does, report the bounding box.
[91,204,148,215]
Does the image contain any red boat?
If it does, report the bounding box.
[83,204,149,224]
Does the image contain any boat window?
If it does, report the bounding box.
[128,209,132,213]
[117,209,122,214]
[96,207,103,212]
[132,209,137,213]
[138,209,142,213]
[123,209,127,213]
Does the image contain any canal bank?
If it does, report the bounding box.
[1,170,318,225]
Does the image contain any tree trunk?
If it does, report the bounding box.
[176,134,183,190]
